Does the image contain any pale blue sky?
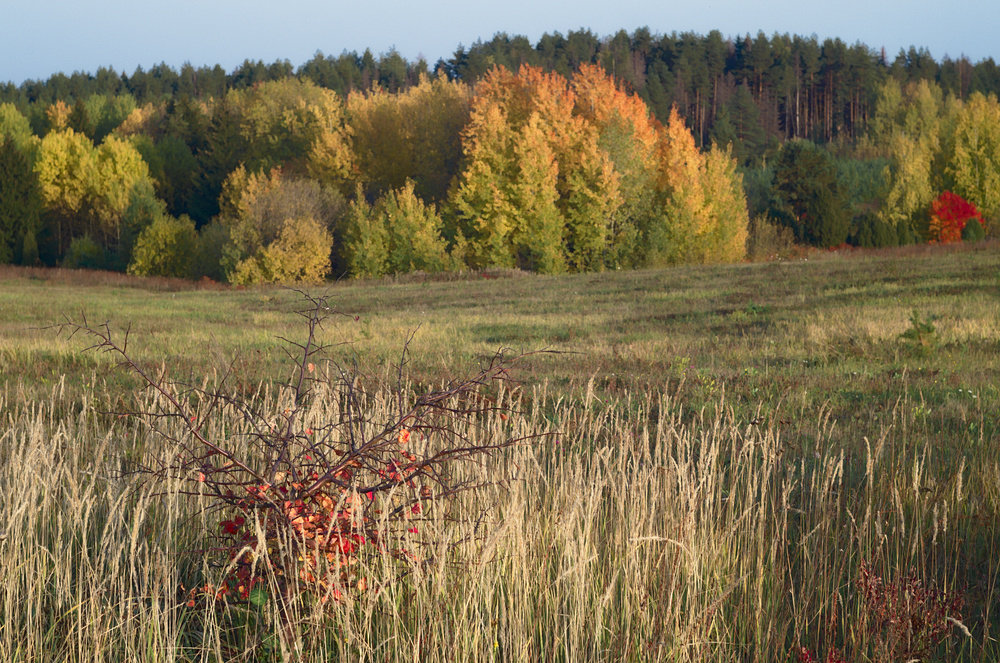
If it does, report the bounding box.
[1,0,996,85]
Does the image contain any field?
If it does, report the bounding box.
[1,242,998,661]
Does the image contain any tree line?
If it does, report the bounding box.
[1,28,998,282]
[0,65,748,281]
[5,28,999,159]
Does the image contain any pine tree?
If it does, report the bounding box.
[0,137,42,264]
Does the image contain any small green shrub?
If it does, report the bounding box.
[19,229,39,266]
[895,219,920,245]
[899,309,939,357]
[852,213,900,248]
[191,221,230,282]
[63,235,106,270]
[962,218,986,242]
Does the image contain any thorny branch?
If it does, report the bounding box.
[55,288,554,611]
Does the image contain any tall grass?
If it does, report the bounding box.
[2,374,995,661]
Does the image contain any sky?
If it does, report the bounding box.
[1,0,997,85]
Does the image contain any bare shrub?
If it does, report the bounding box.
[56,290,535,651]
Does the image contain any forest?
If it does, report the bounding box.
[1,27,998,282]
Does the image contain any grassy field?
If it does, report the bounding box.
[1,242,998,661]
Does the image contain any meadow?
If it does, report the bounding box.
[1,242,998,661]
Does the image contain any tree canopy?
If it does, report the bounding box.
[0,28,996,279]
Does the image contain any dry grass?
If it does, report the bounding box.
[2,245,998,661]
[1,375,995,661]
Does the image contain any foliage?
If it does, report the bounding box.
[233,78,350,175]
[746,214,796,260]
[928,190,984,244]
[654,108,750,263]
[899,309,940,357]
[961,214,986,242]
[69,93,138,142]
[373,181,451,274]
[242,216,333,284]
[451,65,624,271]
[218,167,344,284]
[0,137,42,264]
[230,216,332,285]
[698,144,750,261]
[343,186,389,278]
[7,34,1000,281]
[136,134,199,217]
[114,183,172,270]
[508,114,565,273]
[33,128,157,262]
[0,103,38,157]
[770,140,850,247]
[346,74,471,203]
[856,560,965,662]
[447,99,518,269]
[90,135,157,248]
[874,80,947,234]
[62,234,106,270]
[34,128,94,252]
[190,221,231,282]
[948,92,1000,225]
[852,213,902,248]
[127,214,198,278]
[451,65,746,272]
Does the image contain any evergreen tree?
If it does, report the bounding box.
[770,140,850,246]
[0,137,42,263]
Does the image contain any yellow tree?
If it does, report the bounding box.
[948,92,1000,225]
[502,65,620,270]
[217,166,341,283]
[881,132,937,232]
[45,101,71,132]
[450,65,620,271]
[114,102,169,139]
[347,74,471,203]
[700,145,749,262]
[875,80,949,234]
[653,107,713,263]
[654,108,747,264]
[448,100,518,269]
[572,65,660,267]
[227,77,352,182]
[90,135,155,247]
[250,216,332,284]
[34,128,95,254]
[0,103,39,157]
[509,113,565,273]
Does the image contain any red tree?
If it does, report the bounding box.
[928,191,983,244]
